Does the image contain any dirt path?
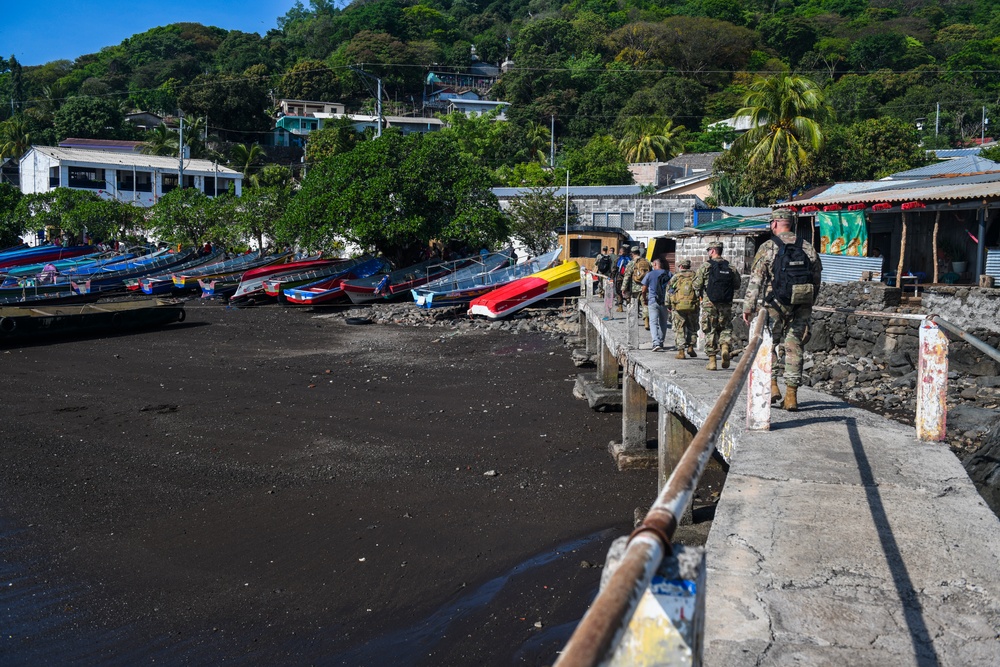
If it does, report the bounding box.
[0,303,659,665]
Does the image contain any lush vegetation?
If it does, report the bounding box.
[3,0,999,241]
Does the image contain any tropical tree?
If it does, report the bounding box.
[279,131,508,263]
[0,183,24,247]
[618,116,686,163]
[563,135,634,185]
[731,72,832,182]
[141,125,179,156]
[147,187,215,247]
[0,116,32,161]
[228,143,266,181]
[506,187,574,255]
[216,186,292,252]
[524,120,552,164]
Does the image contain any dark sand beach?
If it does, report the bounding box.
[0,302,662,665]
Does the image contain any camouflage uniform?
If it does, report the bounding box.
[612,249,629,309]
[667,269,699,349]
[743,230,823,388]
[692,254,742,357]
[622,251,651,324]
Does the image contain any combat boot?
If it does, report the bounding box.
[616,305,623,312]
[770,378,782,404]
[686,346,697,358]
[675,349,686,360]
[706,355,717,371]
[783,386,799,412]
[721,343,731,369]
[644,316,649,330]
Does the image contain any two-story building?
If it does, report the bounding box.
[272,99,348,147]
[19,146,242,207]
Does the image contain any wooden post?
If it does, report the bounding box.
[932,210,941,284]
[896,211,908,287]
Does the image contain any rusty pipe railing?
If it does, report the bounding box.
[554,307,770,667]
[929,314,1000,364]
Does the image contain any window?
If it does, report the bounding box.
[204,176,216,196]
[49,167,60,188]
[654,212,686,231]
[696,210,725,226]
[68,167,105,189]
[592,212,636,229]
[135,171,152,192]
[570,239,603,258]
[162,174,178,193]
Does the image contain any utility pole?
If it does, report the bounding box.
[350,67,383,138]
[564,169,570,259]
[983,106,989,145]
[178,115,184,189]
[935,102,940,137]
[550,114,555,167]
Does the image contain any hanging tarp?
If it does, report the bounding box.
[818,211,868,256]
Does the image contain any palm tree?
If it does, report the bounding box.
[618,116,686,163]
[525,121,551,164]
[229,143,266,182]
[731,72,832,181]
[141,125,179,156]
[0,115,32,161]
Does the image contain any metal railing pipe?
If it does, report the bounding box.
[929,315,1000,364]
[555,307,769,667]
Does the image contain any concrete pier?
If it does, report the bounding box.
[578,294,1000,665]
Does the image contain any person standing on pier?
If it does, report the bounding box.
[693,241,742,371]
[742,208,823,412]
[641,258,670,351]
[621,246,652,330]
[667,259,699,359]
[613,245,629,312]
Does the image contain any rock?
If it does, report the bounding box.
[883,395,902,409]
[830,364,852,381]
[964,420,1000,516]
[975,376,1000,388]
[948,405,1000,436]
[961,387,980,400]
[483,469,498,477]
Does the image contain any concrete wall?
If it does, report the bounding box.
[497,194,702,232]
[674,233,759,275]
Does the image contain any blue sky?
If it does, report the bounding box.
[1,1,299,67]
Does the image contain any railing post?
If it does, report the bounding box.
[747,314,773,431]
[917,318,948,442]
[627,297,640,350]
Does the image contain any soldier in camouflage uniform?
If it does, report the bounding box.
[742,208,823,412]
[693,241,742,371]
[621,246,651,329]
[667,259,699,359]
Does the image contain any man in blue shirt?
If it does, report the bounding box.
[640,258,670,351]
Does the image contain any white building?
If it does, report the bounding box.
[445,99,509,119]
[19,146,242,207]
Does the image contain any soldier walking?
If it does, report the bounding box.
[693,241,742,371]
[621,246,652,330]
[742,208,823,412]
[666,259,699,359]
[613,245,629,312]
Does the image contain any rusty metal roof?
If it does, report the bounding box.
[782,172,1000,207]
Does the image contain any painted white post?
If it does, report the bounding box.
[747,315,772,431]
[917,319,948,442]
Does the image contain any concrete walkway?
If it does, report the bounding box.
[579,297,1000,666]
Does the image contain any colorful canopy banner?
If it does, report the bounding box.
[818,211,868,256]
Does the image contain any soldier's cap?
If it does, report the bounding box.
[679,259,691,269]
[602,246,608,250]
[630,246,640,254]
[771,208,796,221]
[707,241,724,251]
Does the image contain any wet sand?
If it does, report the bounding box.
[0,303,662,665]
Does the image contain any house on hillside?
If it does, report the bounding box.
[271,99,348,147]
[628,152,721,199]
[20,146,242,207]
[124,112,164,131]
[445,99,509,119]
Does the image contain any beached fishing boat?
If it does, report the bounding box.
[283,257,388,306]
[412,248,562,309]
[260,258,363,302]
[170,251,289,290]
[135,250,225,294]
[468,261,581,319]
[0,299,186,343]
[228,257,338,306]
[342,256,472,305]
[1,251,111,279]
[0,244,95,270]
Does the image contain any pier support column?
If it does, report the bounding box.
[609,373,656,470]
[586,317,600,356]
[658,409,694,525]
[600,342,619,389]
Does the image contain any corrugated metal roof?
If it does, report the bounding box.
[718,206,772,216]
[791,179,1000,206]
[694,216,769,232]
[821,254,885,283]
[929,148,983,159]
[492,186,645,197]
[25,145,240,175]
[888,156,1000,179]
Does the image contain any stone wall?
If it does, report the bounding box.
[496,194,701,232]
[921,286,1000,333]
